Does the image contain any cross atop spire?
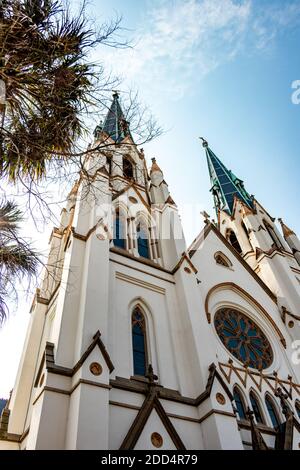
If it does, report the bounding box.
[201,138,254,216]
[95,92,133,143]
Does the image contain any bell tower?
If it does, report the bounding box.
[202,138,300,320]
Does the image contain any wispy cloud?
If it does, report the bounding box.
[99,0,300,99]
[251,1,300,50]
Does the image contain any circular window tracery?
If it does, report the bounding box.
[214,307,273,370]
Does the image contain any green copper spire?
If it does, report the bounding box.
[201,138,254,216]
[94,92,133,143]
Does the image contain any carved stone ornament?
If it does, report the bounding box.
[216,392,226,405]
[151,432,163,448]
[89,362,103,376]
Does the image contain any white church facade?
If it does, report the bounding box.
[1,93,300,450]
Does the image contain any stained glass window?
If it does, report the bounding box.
[227,229,242,254]
[295,401,300,420]
[264,221,284,250]
[214,308,273,370]
[123,156,134,179]
[265,395,280,428]
[241,221,250,241]
[233,387,247,420]
[132,308,147,376]
[137,224,150,259]
[114,212,126,249]
[249,391,264,424]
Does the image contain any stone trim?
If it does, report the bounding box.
[237,420,276,436]
[71,224,97,242]
[204,282,286,348]
[73,330,114,374]
[110,258,175,284]
[70,379,111,394]
[165,413,200,424]
[109,401,140,411]
[34,330,114,387]
[33,380,111,406]
[111,364,233,407]
[110,246,172,273]
[32,386,70,406]
[194,363,234,406]
[189,223,277,304]
[112,181,151,210]
[172,253,198,275]
[109,401,200,423]
[116,271,165,295]
[198,409,236,424]
[30,282,61,313]
[119,388,186,450]
[218,361,300,397]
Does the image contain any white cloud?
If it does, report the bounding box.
[101,0,252,98]
[99,0,300,100]
[252,1,300,50]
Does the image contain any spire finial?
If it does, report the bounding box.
[150,158,162,174]
[112,90,119,99]
[278,218,295,238]
[199,137,208,148]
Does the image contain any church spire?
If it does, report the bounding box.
[94,91,133,143]
[201,138,254,216]
[278,218,296,239]
[278,218,300,267]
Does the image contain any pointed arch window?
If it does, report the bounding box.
[123,156,134,179]
[137,223,150,259]
[265,395,280,428]
[264,221,284,250]
[114,210,126,249]
[132,308,147,376]
[241,221,250,240]
[106,155,112,175]
[227,229,242,255]
[233,386,247,420]
[249,391,264,424]
[295,401,300,420]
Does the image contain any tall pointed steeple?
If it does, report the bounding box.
[201,138,254,216]
[94,91,133,143]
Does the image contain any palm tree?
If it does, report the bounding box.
[0,200,38,323]
[0,0,123,182]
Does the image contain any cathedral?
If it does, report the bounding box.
[1,93,300,450]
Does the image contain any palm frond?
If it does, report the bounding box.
[0,200,23,232]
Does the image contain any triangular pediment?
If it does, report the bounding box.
[119,389,185,450]
[134,408,177,450]
[34,330,114,387]
[112,182,150,212]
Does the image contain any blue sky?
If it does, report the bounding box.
[1,0,300,397]
[93,0,300,237]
